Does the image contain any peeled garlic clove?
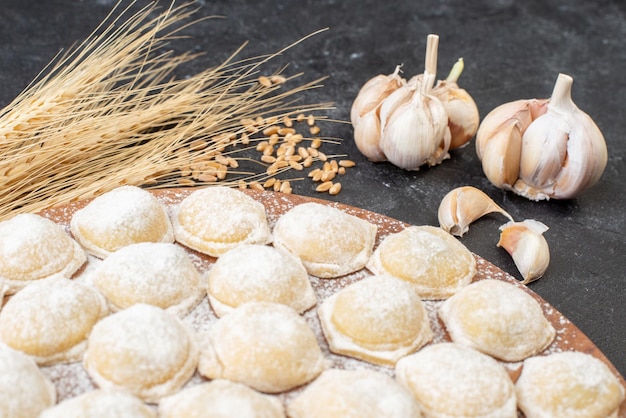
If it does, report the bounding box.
[350,65,405,127]
[475,99,549,188]
[498,219,550,284]
[438,186,513,236]
[514,74,608,200]
[433,58,480,150]
[353,106,387,162]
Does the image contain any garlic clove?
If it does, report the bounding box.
[514,74,608,200]
[353,106,387,162]
[497,219,550,284]
[350,65,405,127]
[438,186,513,237]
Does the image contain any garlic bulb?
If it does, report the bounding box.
[438,186,513,237]
[433,58,480,150]
[498,219,550,284]
[476,73,607,200]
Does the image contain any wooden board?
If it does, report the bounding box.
[36,188,626,416]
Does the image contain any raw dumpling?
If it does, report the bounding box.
[396,342,517,418]
[198,302,326,393]
[0,276,108,365]
[83,303,198,403]
[39,389,155,418]
[287,368,422,418]
[0,213,86,294]
[159,379,285,418]
[0,343,56,418]
[172,187,272,257]
[366,225,475,299]
[70,185,174,258]
[92,242,204,317]
[272,202,377,278]
[439,278,555,362]
[318,274,432,365]
[516,351,625,418]
[207,244,316,317]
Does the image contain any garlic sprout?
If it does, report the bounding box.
[351,34,478,170]
[476,73,607,200]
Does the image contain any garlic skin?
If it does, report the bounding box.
[476,73,607,200]
[350,65,405,127]
[514,74,608,200]
[353,107,387,162]
[433,58,480,150]
[497,219,550,284]
[438,186,513,237]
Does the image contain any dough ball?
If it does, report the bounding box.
[198,302,326,393]
[0,213,86,294]
[318,275,432,365]
[0,276,108,365]
[159,379,285,418]
[207,244,316,317]
[70,185,174,259]
[0,343,56,418]
[396,342,517,418]
[39,389,155,418]
[83,303,198,403]
[272,202,377,278]
[366,225,476,299]
[287,368,421,418]
[172,187,272,257]
[439,279,555,362]
[92,242,204,317]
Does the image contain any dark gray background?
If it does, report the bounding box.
[1,0,624,378]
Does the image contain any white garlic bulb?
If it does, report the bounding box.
[438,186,513,237]
[498,219,550,284]
[476,73,607,200]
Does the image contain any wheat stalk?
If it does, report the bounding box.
[0,1,333,220]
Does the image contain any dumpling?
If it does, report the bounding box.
[198,302,326,393]
[0,343,56,418]
[0,276,108,365]
[0,213,86,294]
[159,379,285,418]
[83,303,198,403]
[395,342,517,418]
[207,244,316,317]
[272,202,377,278]
[92,242,204,317]
[318,274,432,365]
[438,279,555,362]
[516,351,625,418]
[366,225,476,299]
[172,187,272,257]
[287,368,421,418]
[39,389,155,418]
[70,185,174,259]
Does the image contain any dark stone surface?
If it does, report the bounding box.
[1,0,624,378]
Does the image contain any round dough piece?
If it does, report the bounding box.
[198,302,326,393]
[0,213,86,294]
[92,242,204,317]
[366,225,476,299]
[395,342,517,418]
[172,187,272,257]
[318,275,432,365]
[287,368,422,418]
[207,244,316,317]
[70,185,174,259]
[0,343,56,418]
[0,276,108,365]
[159,379,285,418]
[516,351,625,418]
[272,202,377,278]
[39,389,155,418]
[438,278,555,362]
[83,303,198,403]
